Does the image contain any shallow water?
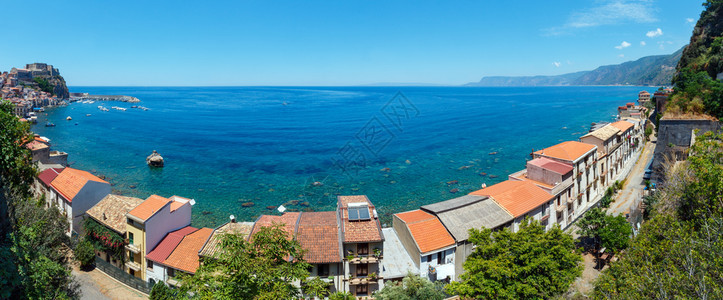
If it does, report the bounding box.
[32,86,644,227]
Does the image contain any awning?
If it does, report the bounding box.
[435,264,455,281]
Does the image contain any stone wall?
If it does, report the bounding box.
[651,119,721,180]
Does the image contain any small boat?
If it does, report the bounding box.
[131,105,138,108]
[86,114,91,117]
[45,122,55,127]
[66,116,72,120]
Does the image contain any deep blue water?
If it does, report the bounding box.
[31,86,643,227]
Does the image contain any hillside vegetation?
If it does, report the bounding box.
[466,48,683,87]
[592,2,723,298]
[667,0,723,119]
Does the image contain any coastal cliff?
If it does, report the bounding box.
[12,63,70,99]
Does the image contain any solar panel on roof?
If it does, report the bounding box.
[348,206,371,221]
[358,207,371,220]
[348,207,360,221]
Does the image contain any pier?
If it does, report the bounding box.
[69,93,140,103]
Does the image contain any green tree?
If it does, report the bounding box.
[598,215,632,254]
[375,273,446,300]
[149,282,177,300]
[179,223,311,299]
[576,207,607,249]
[302,277,331,299]
[75,239,96,269]
[445,220,582,300]
[0,100,78,298]
[33,77,54,95]
[593,131,723,299]
[329,291,355,300]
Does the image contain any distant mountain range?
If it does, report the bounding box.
[466,46,684,87]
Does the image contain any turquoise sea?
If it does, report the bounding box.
[31,86,644,227]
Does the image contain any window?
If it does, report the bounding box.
[128,232,134,245]
[356,284,369,296]
[128,251,134,262]
[127,218,133,225]
[437,252,443,265]
[426,255,432,262]
[357,243,369,255]
[147,259,153,270]
[167,268,175,278]
[319,264,330,277]
[542,203,549,216]
[556,196,561,206]
[129,269,135,276]
[356,264,368,276]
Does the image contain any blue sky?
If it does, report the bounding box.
[0,0,704,86]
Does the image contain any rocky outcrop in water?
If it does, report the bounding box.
[146,150,164,167]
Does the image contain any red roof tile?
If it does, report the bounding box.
[146,226,198,263]
[296,212,341,263]
[470,180,554,218]
[395,210,454,253]
[38,167,63,186]
[338,195,383,243]
[251,213,301,240]
[528,157,573,175]
[50,168,109,202]
[162,228,214,274]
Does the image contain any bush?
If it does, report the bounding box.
[75,239,95,269]
[329,291,355,300]
[150,282,177,300]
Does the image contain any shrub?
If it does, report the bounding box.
[75,239,95,269]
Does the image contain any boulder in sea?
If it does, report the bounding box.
[241,202,255,208]
[266,206,277,210]
[146,150,164,167]
[449,188,459,193]
[447,180,459,185]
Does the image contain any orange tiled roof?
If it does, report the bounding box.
[162,227,213,274]
[395,210,454,253]
[534,141,595,162]
[338,195,383,243]
[251,213,301,240]
[127,195,171,222]
[610,120,634,133]
[50,168,108,202]
[470,180,554,218]
[296,212,342,263]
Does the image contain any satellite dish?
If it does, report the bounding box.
[190,199,196,206]
[278,205,287,213]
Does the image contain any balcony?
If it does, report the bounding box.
[348,256,380,264]
[127,261,141,272]
[567,197,574,204]
[345,275,382,285]
[125,243,141,254]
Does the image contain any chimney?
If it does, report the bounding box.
[229,215,236,223]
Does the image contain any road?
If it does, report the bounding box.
[73,265,148,300]
[607,139,655,217]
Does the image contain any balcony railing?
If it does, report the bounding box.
[345,276,383,285]
[125,243,141,254]
[349,256,381,264]
[556,204,565,212]
[126,261,141,272]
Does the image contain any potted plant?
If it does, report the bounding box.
[373,248,381,258]
[345,254,354,261]
[367,272,378,280]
